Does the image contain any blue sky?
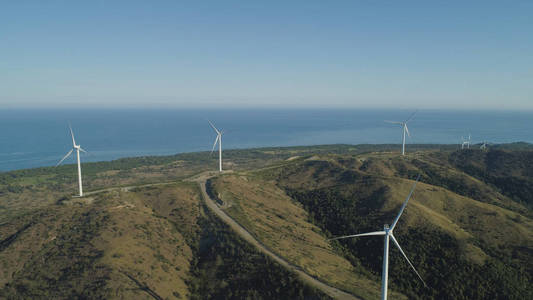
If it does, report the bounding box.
[1,1,532,109]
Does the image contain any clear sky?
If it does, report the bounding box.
[1,1,532,110]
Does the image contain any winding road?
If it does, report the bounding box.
[193,173,359,300]
[83,171,359,299]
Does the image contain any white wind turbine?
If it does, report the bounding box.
[329,175,426,300]
[461,134,471,149]
[56,124,87,197]
[208,120,223,172]
[385,111,417,155]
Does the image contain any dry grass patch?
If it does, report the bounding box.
[212,175,401,300]
[93,184,202,299]
[379,178,533,263]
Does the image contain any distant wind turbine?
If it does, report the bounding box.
[329,175,426,300]
[480,141,487,150]
[208,120,223,172]
[461,134,471,149]
[56,124,87,197]
[385,110,417,155]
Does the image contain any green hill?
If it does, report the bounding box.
[0,182,328,299]
[209,148,532,299]
[1,144,532,299]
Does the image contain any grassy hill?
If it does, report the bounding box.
[1,144,532,299]
[0,182,328,299]
[209,148,532,299]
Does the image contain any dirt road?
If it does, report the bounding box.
[83,171,359,299]
[194,173,359,300]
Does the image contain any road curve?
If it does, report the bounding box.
[82,172,359,299]
[195,175,360,300]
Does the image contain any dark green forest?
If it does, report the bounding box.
[288,187,531,299]
[277,148,533,299]
[188,207,329,300]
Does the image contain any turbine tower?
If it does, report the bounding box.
[461,134,471,149]
[329,175,426,300]
[56,124,87,197]
[208,120,223,172]
[385,110,417,155]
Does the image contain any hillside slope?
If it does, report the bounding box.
[1,145,532,299]
[0,182,328,299]
[211,149,532,299]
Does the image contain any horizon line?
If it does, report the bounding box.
[1,106,533,112]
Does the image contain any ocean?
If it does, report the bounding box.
[0,109,532,171]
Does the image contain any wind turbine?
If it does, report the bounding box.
[208,120,223,172]
[56,124,87,197]
[461,134,471,149]
[480,141,487,150]
[329,175,426,300]
[385,110,417,155]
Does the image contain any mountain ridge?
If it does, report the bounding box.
[1,144,531,299]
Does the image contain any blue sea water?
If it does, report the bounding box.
[0,109,532,171]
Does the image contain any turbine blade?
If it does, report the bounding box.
[69,123,76,146]
[405,110,418,123]
[56,149,74,166]
[391,234,427,287]
[405,124,411,138]
[208,120,220,134]
[328,231,386,241]
[390,174,421,230]
[211,134,220,154]
[384,120,403,125]
[79,147,87,153]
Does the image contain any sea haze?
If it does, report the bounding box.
[0,109,532,171]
